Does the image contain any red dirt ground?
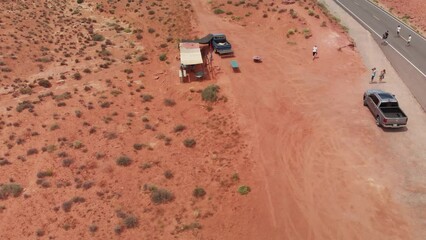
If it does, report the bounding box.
[1,0,426,239]
[378,0,426,33]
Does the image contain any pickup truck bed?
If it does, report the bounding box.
[381,107,406,118]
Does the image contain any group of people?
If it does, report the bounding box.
[370,67,386,83]
[383,25,412,46]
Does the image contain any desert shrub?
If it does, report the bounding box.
[286,29,295,38]
[148,10,155,15]
[141,94,153,102]
[159,53,167,61]
[160,43,168,48]
[73,72,82,80]
[173,124,186,132]
[303,28,312,39]
[0,183,23,199]
[72,141,83,149]
[89,224,98,233]
[148,27,155,33]
[183,138,196,148]
[193,187,206,198]
[237,185,251,195]
[151,189,174,204]
[114,225,123,235]
[54,92,72,101]
[164,170,173,179]
[36,229,45,237]
[83,68,91,73]
[62,201,73,212]
[50,123,59,131]
[137,55,148,62]
[214,8,225,14]
[16,101,34,112]
[308,9,315,16]
[75,110,82,118]
[27,148,39,155]
[124,69,133,74]
[136,33,143,40]
[20,87,33,95]
[62,158,74,167]
[232,173,240,181]
[92,34,105,41]
[77,0,84,3]
[201,84,220,102]
[163,98,175,106]
[133,143,144,150]
[124,215,139,228]
[37,170,53,178]
[38,79,52,88]
[116,156,132,166]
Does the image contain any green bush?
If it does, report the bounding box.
[159,53,167,61]
[92,34,105,41]
[193,187,206,198]
[0,183,23,199]
[214,8,225,14]
[116,156,132,166]
[151,188,174,204]
[183,138,196,148]
[201,84,220,102]
[237,185,251,195]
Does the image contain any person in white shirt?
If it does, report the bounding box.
[396,25,401,36]
[407,35,412,46]
[312,45,318,60]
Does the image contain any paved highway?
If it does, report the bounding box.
[334,0,426,110]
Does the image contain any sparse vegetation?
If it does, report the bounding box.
[193,187,206,198]
[116,156,132,166]
[238,185,251,195]
[173,124,186,132]
[183,138,196,148]
[92,34,105,41]
[124,215,139,228]
[159,53,167,61]
[163,98,176,106]
[214,8,225,14]
[0,183,23,199]
[151,188,174,204]
[201,84,220,102]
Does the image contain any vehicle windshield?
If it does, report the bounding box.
[380,102,398,108]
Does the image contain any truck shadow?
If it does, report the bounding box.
[381,126,408,132]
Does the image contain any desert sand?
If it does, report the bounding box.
[1,0,426,239]
[378,0,426,33]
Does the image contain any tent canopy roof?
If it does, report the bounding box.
[179,42,203,65]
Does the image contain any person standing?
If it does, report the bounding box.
[379,69,386,82]
[312,45,318,60]
[407,35,412,46]
[397,25,401,36]
[371,67,377,83]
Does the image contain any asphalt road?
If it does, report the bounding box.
[334,0,426,110]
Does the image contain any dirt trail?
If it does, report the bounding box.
[191,0,426,239]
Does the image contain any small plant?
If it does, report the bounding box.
[38,79,52,88]
[0,183,23,199]
[193,187,206,198]
[151,188,174,204]
[50,123,60,131]
[62,201,73,212]
[62,158,74,167]
[92,34,105,41]
[27,148,39,155]
[116,156,132,166]
[164,170,173,179]
[148,27,155,33]
[73,72,82,80]
[37,170,53,178]
[72,141,83,149]
[173,124,186,132]
[237,185,251,195]
[124,215,139,228]
[308,9,315,16]
[89,224,98,233]
[163,98,176,106]
[214,8,225,14]
[183,138,196,148]
[133,143,144,150]
[114,225,123,235]
[159,53,167,61]
[16,101,34,112]
[232,173,240,181]
[201,84,220,102]
[77,0,84,3]
[320,21,327,27]
[286,29,295,38]
[141,94,153,102]
[137,55,148,62]
[303,28,312,39]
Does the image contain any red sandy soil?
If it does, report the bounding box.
[1,0,426,240]
[378,0,426,33]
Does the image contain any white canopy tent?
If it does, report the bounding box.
[179,42,203,65]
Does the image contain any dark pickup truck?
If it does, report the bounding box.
[211,33,233,55]
[363,89,408,128]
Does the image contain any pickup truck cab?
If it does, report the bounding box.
[363,89,407,128]
[211,33,233,55]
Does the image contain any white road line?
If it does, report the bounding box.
[373,15,380,21]
[354,2,360,6]
[334,0,426,78]
[363,0,426,41]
